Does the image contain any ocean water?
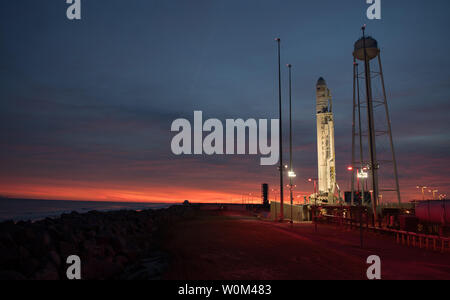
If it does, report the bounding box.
[0,198,176,222]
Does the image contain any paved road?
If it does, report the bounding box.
[163,211,450,280]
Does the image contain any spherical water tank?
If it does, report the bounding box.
[353,36,379,61]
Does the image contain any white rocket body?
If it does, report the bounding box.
[316,77,336,202]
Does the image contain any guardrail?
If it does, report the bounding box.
[317,213,450,253]
[393,230,449,253]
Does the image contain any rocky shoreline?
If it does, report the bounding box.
[0,204,197,280]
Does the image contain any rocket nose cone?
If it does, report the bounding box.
[317,77,327,87]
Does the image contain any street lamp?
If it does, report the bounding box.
[356,168,368,248]
[357,169,368,204]
[308,178,318,198]
[429,189,438,201]
[347,166,354,205]
[416,186,428,201]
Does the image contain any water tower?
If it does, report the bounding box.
[350,26,401,220]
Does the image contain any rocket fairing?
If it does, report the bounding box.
[316,77,336,202]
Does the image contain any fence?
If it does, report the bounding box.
[319,213,450,253]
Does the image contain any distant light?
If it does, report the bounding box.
[288,171,297,178]
[358,171,368,179]
[347,166,353,171]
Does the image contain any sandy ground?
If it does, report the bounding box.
[162,210,450,280]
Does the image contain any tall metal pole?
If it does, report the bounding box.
[356,63,364,184]
[288,64,293,224]
[357,60,365,246]
[359,169,365,248]
[361,26,378,223]
[377,53,402,204]
[275,38,284,221]
[351,61,357,206]
[352,61,365,248]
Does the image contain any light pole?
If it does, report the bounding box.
[275,38,284,222]
[429,189,438,201]
[347,166,354,204]
[308,178,318,200]
[287,63,296,224]
[357,168,368,248]
[416,186,428,201]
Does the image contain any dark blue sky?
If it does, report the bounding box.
[1,0,449,202]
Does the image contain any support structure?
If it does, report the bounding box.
[378,53,401,204]
[351,26,401,216]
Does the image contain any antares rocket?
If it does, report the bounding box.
[315,77,337,203]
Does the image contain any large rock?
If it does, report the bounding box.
[33,263,59,280]
[120,252,169,280]
[0,271,26,280]
[0,205,195,280]
[19,257,40,278]
[82,258,122,280]
[59,241,78,259]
